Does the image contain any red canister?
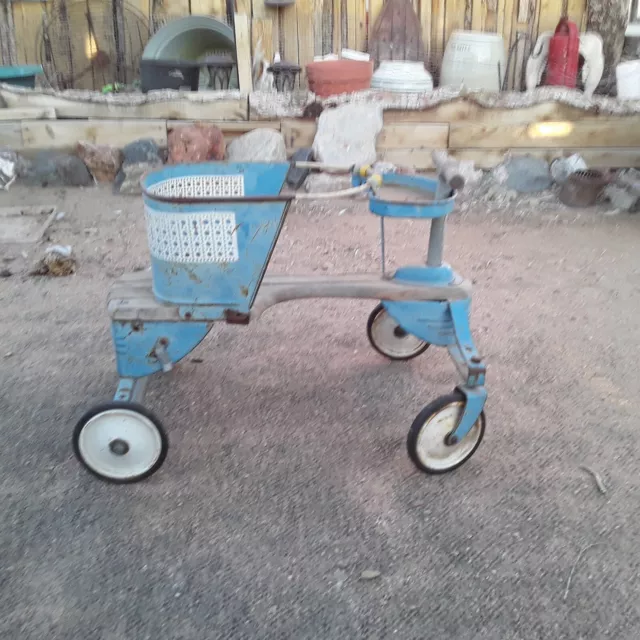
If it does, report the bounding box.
[545,17,580,88]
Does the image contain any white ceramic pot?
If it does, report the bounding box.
[371,60,433,93]
[440,31,506,91]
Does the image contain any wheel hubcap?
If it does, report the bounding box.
[78,409,163,480]
[109,439,130,456]
[371,309,427,358]
[416,402,481,471]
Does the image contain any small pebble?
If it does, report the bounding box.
[55,211,66,221]
[360,570,381,580]
[4,352,13,358]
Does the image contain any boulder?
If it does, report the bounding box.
[76,142,123,183]
[226,128,286,162]
[121,139,163,165]
[312,103,383,168]
[21,151,93,188]
[114,162,162,195]
[500,156,552,193]
[114,139,164,195]
[603,184,639,212]
[167,123,225,164]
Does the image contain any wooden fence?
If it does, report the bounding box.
[8,0,589,89]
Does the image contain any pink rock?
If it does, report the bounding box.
[167,123,226,165]
[76,142,123,183]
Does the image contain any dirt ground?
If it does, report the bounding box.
[1,184,639,639]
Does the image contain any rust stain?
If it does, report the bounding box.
[240,286,249,297]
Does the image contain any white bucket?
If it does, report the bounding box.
[440,31,506,92]
[616,60,640,100]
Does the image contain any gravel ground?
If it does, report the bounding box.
[1,185,639,639]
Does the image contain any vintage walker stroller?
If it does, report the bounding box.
[72,158,487,483]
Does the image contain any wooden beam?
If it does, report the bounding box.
[449,120,640,148]
[383,100,600,124]
[281,120,448,152]
[168,119,281,141]
[376,123,449,149]
[0,88,249,120]
[20,120,167,150]
[234,13,253,92]
[0,122,22,147]
[0,107,56,121]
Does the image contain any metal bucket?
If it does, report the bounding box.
[141,163,292,308]
[558,170,608,208]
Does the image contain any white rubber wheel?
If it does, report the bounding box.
[73,402,168,484]
[367,303,429,361]
[407,391,485,474]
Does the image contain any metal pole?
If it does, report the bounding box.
[426,217,445,267]
[380,217,386,275]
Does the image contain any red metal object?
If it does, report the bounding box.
[545,17,580,88]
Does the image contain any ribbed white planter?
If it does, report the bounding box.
[371,61,433,93]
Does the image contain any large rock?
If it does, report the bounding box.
[0,148,30,178]
[312,103,383,167]
[167,123,225,164]
[114,139,164,195]
[227,128,286,162]
[603,184,639,212]
[121,139,163,165]
[76,141,123,183]
[114,162,162,195]
[21,151,93,188]
[500,156,552,193]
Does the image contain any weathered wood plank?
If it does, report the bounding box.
[354,0,367,52]
[281,120,448,151]
[297,0,316,73]
[234,13,253,92]
[431,0,447,70]
[282,4,300,64]
[20,120,167,150]
[0,107,56,121]
[449,120,640,148]
[251,0,280,57]
[163,0,190,16]
[0,122,22,148]
[252,17,275,65]
[332,0,342,53]
[419,0,432,59]
[167,119,281,141]
[376,123,449,149]
[383,100,601,124]
[0,88,249,120]
[11,1,41,65]
[191,0,227,16]
[445,0,467,48]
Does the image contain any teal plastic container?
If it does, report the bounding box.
[0,65,44,88]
